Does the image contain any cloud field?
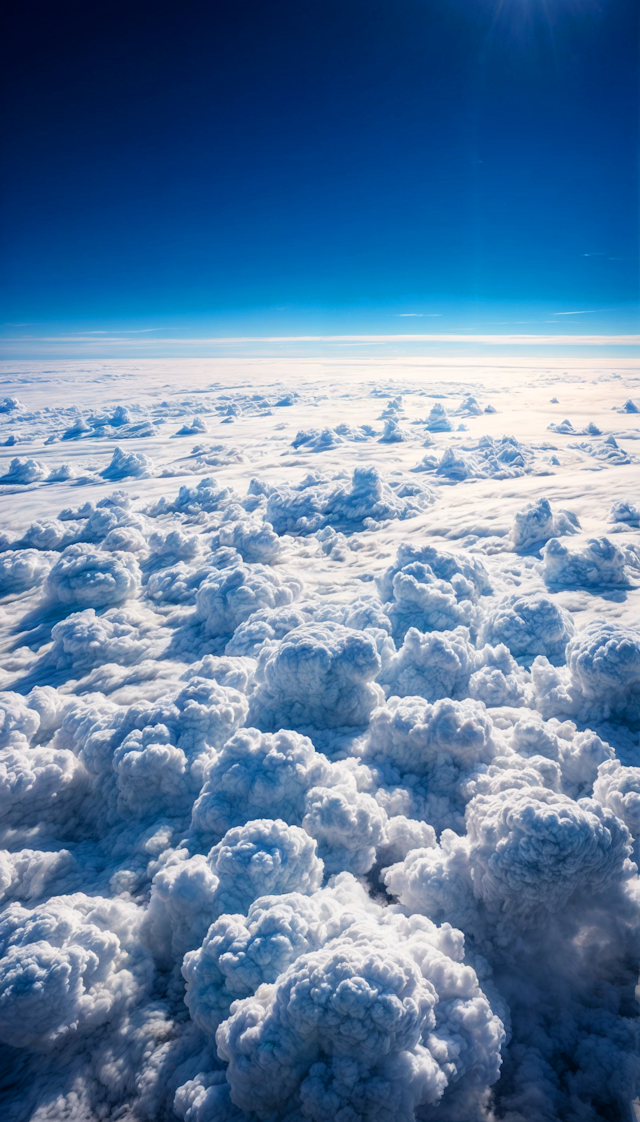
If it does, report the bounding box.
[0,356,638,1121]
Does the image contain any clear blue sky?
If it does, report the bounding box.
[0,0,638,347]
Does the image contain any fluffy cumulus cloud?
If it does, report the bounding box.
[379,626,475,701]
[0,547,53,595]
[11,517,79,551]
[249,622,383,730]
[465,786,632,921]
[147,560,214,605]
[542,535,637,589]
[50,677,248,832]
[420,435,536,482]
[214,905,504,1121]
[196,563,303,642]
[610,499,640,527]
[2,373,640,1122]
[213,517,281,564]
[479,592,575,665]
[424,402,453,432]
[225,603,315,656]
[180,875,376,1037]
[148,526,204,564]
[566,621,640,714]
[0,456,47,484]
[383,784,633,929]
[379,625,525,707]
[190,726,388,876]
[101,445,155,480]
[0,690,90,836]
[377,543,491,643]
[593,759,640,838]
[149,476,234,517]
[291,425,374,452]
[302,781,387,876]
[511,497,580,552]
[44,544,141,609]
[533,619,640,722]
[46,606,156,676]
[505,710,613,800]
[265,466,432,536]
[364,695,501,834]
[0,893,153,1051]
[143,819,324,966]
[191,727,334,843]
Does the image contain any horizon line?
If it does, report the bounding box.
[2,332,639,347]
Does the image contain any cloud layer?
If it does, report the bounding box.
[0,366,638,1122]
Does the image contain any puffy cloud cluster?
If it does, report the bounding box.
[46,606,157,676]
[291,424,374,452]
[180,876,375,1037]
[212,517,281,563]
[213,902,504,1121]
[529,619,637,722]
[384,785,633,928]
[249,622,383,730]
[424,402,453,432]
[0,547,53,595]
[418,435,535,482]
[143,819,324,966]
[379,417,407,442]
[379,625,525,707]
[191,728,333,842]
[0,456,47,484]
[542,534,636,588]
[505,710,613,800]
[196,562,302,642]
[610,499,640,527]
[511,497,580,552]
[0,396,23,413]
[101,445,155,480]
[0,893,153,1051]
[191,441,245,469]
[147,526,204,564]
[265,466,432,536]
[225,603,316,656]
[593,759,640,838]
[147,560,214,605]
[566,621,640,715]
[377,543,491,643]
[465,786,632,920]
[570,433,633,465]
[191,727,389,876]
[456,394,484,415]
[533,620,640,724]
[364,695,501,834]
[176,416,208,436]
[149,476,233,517]
[44,544,141,609]
[11,517,79,551]
[479,592,575,665]
[54,676,248,825]
[0,689,90,837]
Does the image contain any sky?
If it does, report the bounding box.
[0,0,638,353]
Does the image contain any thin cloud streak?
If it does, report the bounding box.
[8,332,639,346]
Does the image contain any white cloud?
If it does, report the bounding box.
[0,360,638,1122]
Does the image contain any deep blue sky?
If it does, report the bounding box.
[0,0,638,339]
